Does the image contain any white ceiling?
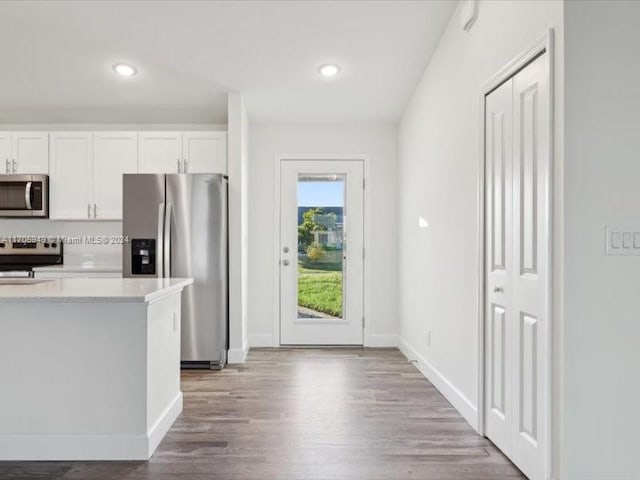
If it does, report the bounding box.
[0,1,456,124]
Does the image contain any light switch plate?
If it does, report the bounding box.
[606,226,640,255]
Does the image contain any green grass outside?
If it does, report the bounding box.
[297,250,343,317]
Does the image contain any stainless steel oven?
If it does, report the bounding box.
[0,238,63,277]
[0,174,49,217]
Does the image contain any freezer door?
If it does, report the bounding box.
[166,174,228,365]
[122,174,165,278]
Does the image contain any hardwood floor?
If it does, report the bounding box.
[0,348,525,479]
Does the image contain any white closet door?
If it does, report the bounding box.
[511,53,549,480]
[484,52,549,480]
[484,77,514,457]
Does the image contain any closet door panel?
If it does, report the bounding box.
[511,53,549,480]
[484,78,514,457]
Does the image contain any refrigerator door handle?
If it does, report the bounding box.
[157,202,165,277]
[164,203,172,278]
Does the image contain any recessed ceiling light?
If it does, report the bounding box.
[318,64,341,78]
[113,63,137,77]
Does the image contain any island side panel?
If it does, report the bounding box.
[146,292,183,455]
[0,301,148,460]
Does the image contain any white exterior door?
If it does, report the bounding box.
[138,132,182,173]
[484,53,549,480]
[279,160,364,345]
[182,131,227,174]
[93,132,138,220]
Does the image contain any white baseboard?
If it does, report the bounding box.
[397,336,479,431]
[147,392,183,457]
[365,333,398,347]
[248,333,398,348]
[227,342,249,364]
[0,392,183,461]
[248,333,275,347]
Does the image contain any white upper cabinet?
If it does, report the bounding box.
[50,132,138,220]
[138,132,183,173]
[93,132,138,220]
[182,131,227,174]
[0,132,49,174]
[49,132,93,220]
[13,132,49,174]
[139,131,227,174]
[0,133,10,174]
[15,129,226,220]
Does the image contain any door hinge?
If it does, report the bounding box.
[362,317,365,328]
[363,178,365,189]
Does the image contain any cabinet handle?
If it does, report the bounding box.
[4,159,9,174]
[87,203,90,219]
[12,159,16,174]
[184,159,188,173]
[94,203,97,219]
[177,158,181,173]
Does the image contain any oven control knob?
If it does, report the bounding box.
[44,243,50,248]
[52,243,57,248]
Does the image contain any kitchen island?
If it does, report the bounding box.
[0,277,193,461]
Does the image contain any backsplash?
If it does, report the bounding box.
[0,219,122,266]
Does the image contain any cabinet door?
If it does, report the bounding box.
[182,131,227,174]
[0,132,10,174]
[138,132,182,173]
[93,132,138,220]
[49,132,93,220]
[12,132,49,174]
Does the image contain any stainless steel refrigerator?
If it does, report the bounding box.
[122,174,228,368]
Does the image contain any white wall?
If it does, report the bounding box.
[227,93,250,363]
[396,0,564,446]
[247,123,398,347]
[563,2,640,478]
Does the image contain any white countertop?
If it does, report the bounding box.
[0,277,193,304]
[32,264,122,273]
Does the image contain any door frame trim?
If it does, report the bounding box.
[476,29,554,479]
[273,154,370,347]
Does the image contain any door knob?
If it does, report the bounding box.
[494,287,504,293]
[282,259,290,266]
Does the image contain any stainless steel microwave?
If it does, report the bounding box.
[0,174,49,218]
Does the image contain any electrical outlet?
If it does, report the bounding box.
[427,330,432,347]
